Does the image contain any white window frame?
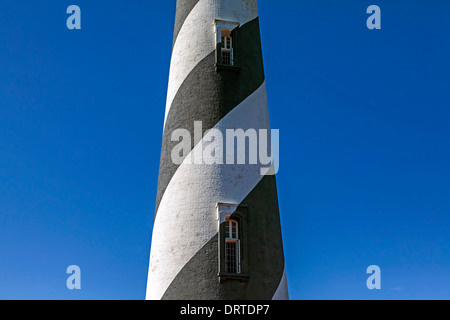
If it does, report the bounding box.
[225,219,241,274]
[214,20,239,67]
[221,32,233,66]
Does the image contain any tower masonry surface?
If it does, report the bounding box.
[146,0,289,300]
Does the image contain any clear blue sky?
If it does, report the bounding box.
[0,0,449,300]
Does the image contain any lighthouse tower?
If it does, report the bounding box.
[146,0,288,300]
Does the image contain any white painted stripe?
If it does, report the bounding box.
[146,82,270,300]
[164,0,259,128]
[272,268,289,300]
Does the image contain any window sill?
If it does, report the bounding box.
[215,63,241,73]
[218,272,249,284]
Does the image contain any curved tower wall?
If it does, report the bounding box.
[146,0,288,300]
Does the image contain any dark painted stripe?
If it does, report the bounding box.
[172,0,201,49]
[155,17,265,217]
[161,175,286,300]
[161,236,220,300]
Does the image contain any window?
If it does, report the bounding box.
[217,203,249,283]
[225,219,240,274]
[214,20,240,71]
[221,31,233,66]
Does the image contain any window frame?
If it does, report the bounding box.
[220,32,233,66]
[224,219,241,274]
[217,203,249,283]
[214,20,241,72]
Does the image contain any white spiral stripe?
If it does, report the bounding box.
[164,0,259,128]
[272,268,289,300]
[146,82,270,300]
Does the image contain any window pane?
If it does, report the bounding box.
[225,241,237,274]
[225,222,230,239]
[221,50,231,66]
[232,222,237,239]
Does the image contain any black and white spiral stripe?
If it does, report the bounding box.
[146,0,288,300]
